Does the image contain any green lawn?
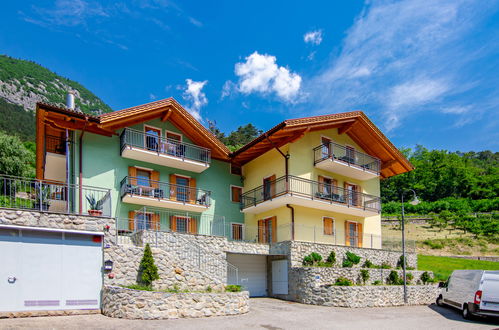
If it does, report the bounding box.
[418,255,499,281]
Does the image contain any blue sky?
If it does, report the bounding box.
[1,0,498,151]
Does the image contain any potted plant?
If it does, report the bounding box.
[86,194,106,216]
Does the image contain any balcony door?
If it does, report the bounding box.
[145,126,161,151]
[263,175,276,201]
[345,183,360,206]
[321,137,332,159]
[170,174,196,203]
[345,221,362,247]
[345,145,356,163]
[258,216,276,243]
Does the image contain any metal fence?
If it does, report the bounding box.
[240,175,381,212]
[120,128,211,165]
[313,142,381,174]
[120,176,211,207]
[0,175,112,217]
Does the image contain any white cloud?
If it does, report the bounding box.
[183,79,208,121]
[233,51,302,102]
[149,93,157,100]
[31,0,109,26]
[309,0,497,131]
[304,30,323,45]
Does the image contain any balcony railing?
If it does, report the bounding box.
[0,174,112,217]
[120,176,211,207]
[120,128,211,165]
[240,175,381,212]
[313,142,381,174]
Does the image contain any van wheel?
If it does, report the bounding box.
[462,304,473,320]
[436,295,443,307]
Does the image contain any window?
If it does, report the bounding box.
[145,126,161,151]
[231,186,242,203]
[230,164,242,175]
[165,131,184,157]
[166,131,182,142]
[321,137,332,159]
[263,175,276,201]
[345,221,363,248]
[128,211,160,231]
[345,183,360,206]
[231,223,244,241]
[136,169,151,186]
[170,215,197,234]
[323,217,334,236]
[258,216,277,243]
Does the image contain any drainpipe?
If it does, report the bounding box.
[79,117,89,214]
[65,129,70,213]
[286,204,295,240]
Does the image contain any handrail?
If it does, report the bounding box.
[120,176,212,207]
[240,175,381,212]
[313,142,381,174]
[120,128,211,165]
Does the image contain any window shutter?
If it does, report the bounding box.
[355,185,361,206]
[357,223,363,247]
[169,174,176,200]
[318,176,325,193]
[189,217,197,234]
[189,178,197,204]
[232,187,241,203]
[323,218,333,235]
[271,216,277,243]
[170,215,177,232]
[128,211,135,231]
[128,167,137,185]
[151,213,160,231]
[151,170,160,188]
[345,221,350,246]
[258,220,264,243]
[332,179,338,194]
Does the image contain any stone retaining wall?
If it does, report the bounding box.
[102,286,249,319]
[291,285,440,307]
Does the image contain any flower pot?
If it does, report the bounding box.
[88,209,103,216]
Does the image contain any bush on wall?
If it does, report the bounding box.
[138,243,160,288]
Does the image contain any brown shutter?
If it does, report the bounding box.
[357,223,363,247]
[271,216,277,243]
[129,167,137,185]
[332,179,338,194]
[189,217,197,234]
[270,175,276,198]
[345,221,350,246]
[258,219,264,243]
[323,218,332,235]
[170,215,177,232]
[169,174,176,200]
[318,176,324,193]
[189,178,197,204]
[232,187,241,203]
[151,213,160,231]
[128,211,135,231]
[151,170,160,188]
[355,185,361,207]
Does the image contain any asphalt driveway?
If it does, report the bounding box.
[1,298,498,330]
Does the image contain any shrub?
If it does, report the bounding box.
[303,252,323,266]
[346,251,361,265]
[335,277,353,286]
[342,259,354,268]
[372,280,382,285]
[206,286,212,293]
[397,255,406,269]
[138,243,159,287]
[360,269,370,284]
[302,255,314,266]
[387,271,402,285]
[310,252,322,263]
[362,259,374,268]
[326,251,336,264]
[225,285,242,292]
[406,272,414,284]
[381,262,392,269]
[420,271,433,285]
[124,284,153,291]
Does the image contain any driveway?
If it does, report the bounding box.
[1,298,498,330]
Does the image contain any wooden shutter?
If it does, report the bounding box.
[128,211,135,231]
[188,218,197,234]
[232,186,241,203]
[318,175,324,193]
[170,215,177,232]
[269,175,276,198]
[323,218,333,235]
[345,221,350,246]
[169,174,176,200]
[355,185,361,207]
[151,213,160,231]
[271,216,277,243]
[151,170,160,188]
[357,223,363,247]
[258,219,264,243]
[189,178,197,204]
[128,167,137,185]
[332,179,338,194]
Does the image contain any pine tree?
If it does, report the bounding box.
[138,243,159,287]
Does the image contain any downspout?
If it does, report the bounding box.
[286,204,295,240]
[65,129,70,213]
[79,117,89,214]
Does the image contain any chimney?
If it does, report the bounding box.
[66,91,75,110]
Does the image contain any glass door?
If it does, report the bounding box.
[145,127,161,151]
[175,176,189,202]
[321,137,332,159]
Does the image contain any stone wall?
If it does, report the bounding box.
[104,244,224,292]
[290,285,440,307]
[288,241,416,268]
[102,286,249,319]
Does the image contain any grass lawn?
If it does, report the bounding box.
[418,255,499,281]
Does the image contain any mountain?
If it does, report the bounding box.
[0,55,112,140]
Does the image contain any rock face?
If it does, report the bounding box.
[101,286,249,319]
[291,285,440,308]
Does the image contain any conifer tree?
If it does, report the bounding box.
[138,243,159,287]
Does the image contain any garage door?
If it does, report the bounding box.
[0,227,102,312]
[227,254,267,297]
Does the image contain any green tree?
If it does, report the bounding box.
[138,243,159,287]
[0,131,35,177]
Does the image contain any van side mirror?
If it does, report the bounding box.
[438,281,446,288]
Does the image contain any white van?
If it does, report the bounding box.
[437,270,499,319]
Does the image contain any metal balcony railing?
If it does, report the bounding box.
[0,174,112,217]
[120,128,211,165]
[120,176,211,207]
[313,142,381,174]
[240,175,381,212]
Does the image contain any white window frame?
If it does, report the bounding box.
[165,130,182,142]
[144,124,162,150]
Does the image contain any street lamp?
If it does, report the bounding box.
[401,189,420,304]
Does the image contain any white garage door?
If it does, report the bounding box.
[227,254,267,297]
[0,227,102,312]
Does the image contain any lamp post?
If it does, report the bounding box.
[401,189,420,304]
